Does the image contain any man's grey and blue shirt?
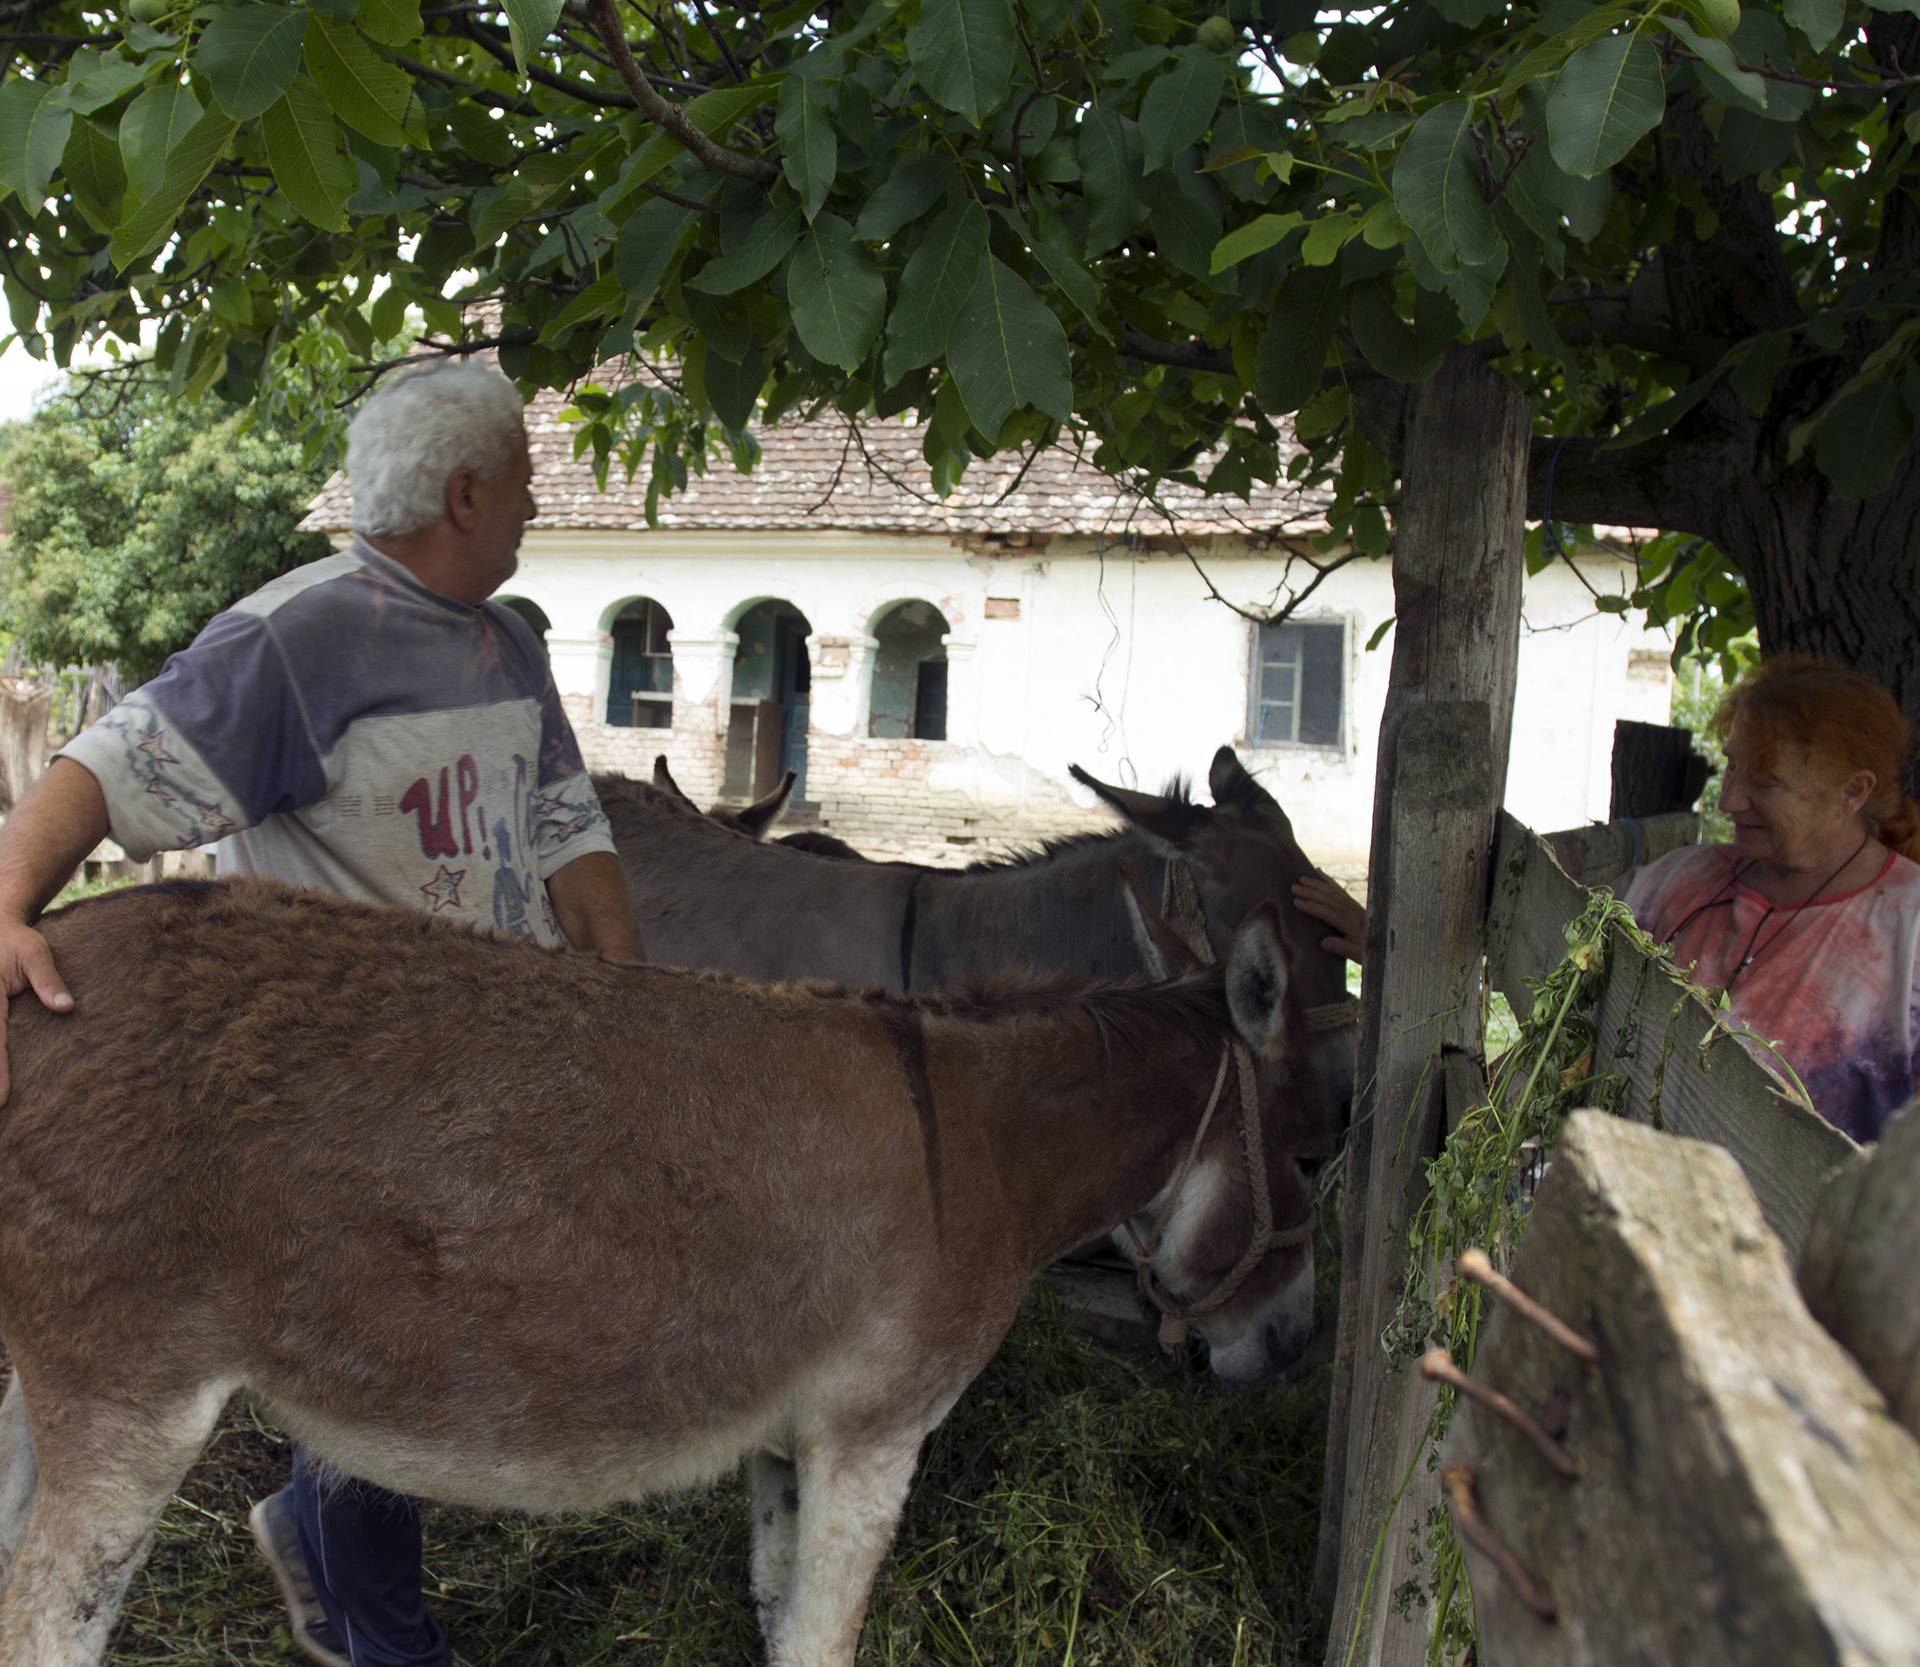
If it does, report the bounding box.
[58,542,614,947]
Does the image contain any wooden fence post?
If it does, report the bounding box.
[1446,1111,1920,1665]
[1799,1095,1920,1436]
[1318,348,1530,1663]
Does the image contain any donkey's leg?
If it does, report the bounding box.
[747,1450,801,1654]
[0,1376,39,1593]
[774,1433,921,1667]
[0,1383,224,1667]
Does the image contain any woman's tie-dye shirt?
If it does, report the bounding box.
[1623,843,1920,1143]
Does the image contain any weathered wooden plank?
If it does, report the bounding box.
[1322,347,1530,1666]
[1609,719,1710,819]
[1539,811,1698,888]
[1799,1096,1920,1436]
[1446,1111,1920,1667]
[1589,938,1852,1253]
[1486,812,1855,1255]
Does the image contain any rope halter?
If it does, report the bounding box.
[1124,860,1319,1355]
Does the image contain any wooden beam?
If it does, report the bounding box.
[1446,1111,1920,1666]
[1319,348,1531,1663]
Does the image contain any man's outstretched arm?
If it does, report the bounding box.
[0,759,112,1104]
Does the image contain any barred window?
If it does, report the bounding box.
[1251,620,1344,748]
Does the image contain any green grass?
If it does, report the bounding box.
[103,1291,1332,1666]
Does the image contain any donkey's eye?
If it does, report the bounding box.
[1298,1155,1328,1180]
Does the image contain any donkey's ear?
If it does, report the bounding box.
[1208,746,1293,831]
[733,770,797,839]
[652,755,695,807]
[1069,764,1210,852]
[1119,867,1200,980]
[1226,901,1293,1056]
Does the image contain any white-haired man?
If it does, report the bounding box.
[0,362,642,1666]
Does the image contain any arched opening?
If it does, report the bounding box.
[605,597,674,728]
[725,599,811,798]
[868,600,949,740]
[498,597,551,638]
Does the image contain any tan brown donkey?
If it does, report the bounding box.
[0,878,1334,1666]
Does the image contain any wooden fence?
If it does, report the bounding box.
[1484,810,1855,1254]
[1444,815,1920,1665]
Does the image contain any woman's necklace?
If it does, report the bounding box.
[1728,832,1875,986]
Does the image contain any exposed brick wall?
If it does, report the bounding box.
[573,708,1111,866]
[802,736,1106,866]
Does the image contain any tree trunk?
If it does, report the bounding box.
[1317,347,1530,1663]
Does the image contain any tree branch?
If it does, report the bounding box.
[1119,328,1235,376]
[587,0,779,184]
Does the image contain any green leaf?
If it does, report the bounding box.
[1365,616,1395,652]
[1547,33,1666,179]
[687,197,802,294]
[1210,210,1302,273]
[1300,209,1363,268]
[539,272,623,341]
[0,78,74,205]
[1722,10,1814,122]
[1729,330,1790,415]
[472,179,532,247]
[1139,48,1226,175]
[907,0,1017,127]
[1348,279,1447,383]
[1256,265,1341,415]
[1016,198,1107,338]
[1659,17,1767,112]
[789,215,886,372]
[1147,152,1224,280]
[704,335,765,429]
[854,153,951,240]
[60,52,148,118]
[613,195,693,309]
[1783,0,1842,48]
[304,14,424,147]
[1498,1,1634,98]
[262,75,356,231]
[357,0,423,48]
[445,101,515,166]
[777,74,837,221]
[1078,108,1143,255]
[1392,101,1502,274]
[883,199,988,384]
[504,0,565,72]
[196,3,308,122]
[1813,380,1915,500]
[61,116,128,230]
[111,107,238,267]
[610,82,775,203]
[947,256,1071,435]
[120,83,203,201]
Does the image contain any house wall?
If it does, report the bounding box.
[482,531,1673,877]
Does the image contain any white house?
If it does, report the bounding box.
[305,397,1674,880]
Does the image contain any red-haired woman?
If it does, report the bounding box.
[1625,656,1920,1142]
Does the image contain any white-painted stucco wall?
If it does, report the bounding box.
[486,530,1673,876]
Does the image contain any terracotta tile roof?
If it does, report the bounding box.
[302,382,1332,541]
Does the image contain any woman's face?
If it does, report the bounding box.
[1719,725,1870,871]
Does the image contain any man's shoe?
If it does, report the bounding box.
[249,1491,352,1667]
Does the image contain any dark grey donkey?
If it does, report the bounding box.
[598,747,1357,1121]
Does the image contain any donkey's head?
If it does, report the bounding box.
[1121,894,1335,1383]
[1073,746,1357,1127]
